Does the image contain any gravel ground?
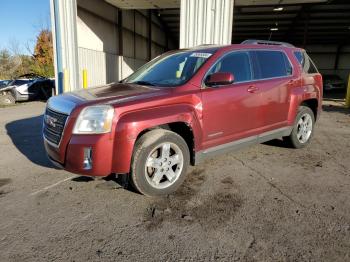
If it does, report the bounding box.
[0,99,349,262]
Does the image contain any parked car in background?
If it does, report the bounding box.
[43,40,322,196]
[323,74,345,91]
[0,74,55,105]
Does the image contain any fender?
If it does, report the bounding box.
[287,75,321,125]
[111,104,202,174]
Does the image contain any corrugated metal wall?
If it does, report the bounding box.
[76,0,173,88]
[180,0,234,48]
[78,47,119,87]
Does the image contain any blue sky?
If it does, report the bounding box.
[0,0,51,55]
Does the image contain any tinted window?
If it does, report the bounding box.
[207,51,252,83]
[294,51,304,65]
[13,80,32,86]
[254,51,292,79]
[294,51,318,74]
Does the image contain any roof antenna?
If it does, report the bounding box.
[268,22,278,40]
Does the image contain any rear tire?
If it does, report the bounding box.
[0,93,16,105]
[284,106,315,149]
[130,129,190,196]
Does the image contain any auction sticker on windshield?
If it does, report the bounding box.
[190,53,212,58]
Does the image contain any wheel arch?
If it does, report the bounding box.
[288,89,320,125]
[300,98,318,120]
[135,122,196,166]
[111,105,201,174]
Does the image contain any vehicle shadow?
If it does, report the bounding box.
[262,138,290,148]
[5,114,56,169]
[72,174,139,193]
[99,174,139,194]
[322,90,349,116]
[323,104,350,115]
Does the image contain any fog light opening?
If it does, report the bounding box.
[83,147,92,170]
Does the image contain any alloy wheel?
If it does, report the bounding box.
[144,142,184,189]
[296,113,313,143]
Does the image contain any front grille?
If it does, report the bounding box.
[43,107,69,146]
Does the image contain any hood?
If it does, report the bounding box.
[47,82,169,115]
[72,82,159,100]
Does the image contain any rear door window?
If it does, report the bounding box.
[253,50,292,79]
[206,51,252,83]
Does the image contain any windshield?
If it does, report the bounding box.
[124,50,216,87]
[0,80,10,87]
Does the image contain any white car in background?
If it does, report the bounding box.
[0,74,55,105]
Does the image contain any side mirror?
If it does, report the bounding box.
[205,72,234,87]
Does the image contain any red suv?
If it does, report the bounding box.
[43,40,322,196]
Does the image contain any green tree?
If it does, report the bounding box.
[31,30,54,77]
[0,30,54,80]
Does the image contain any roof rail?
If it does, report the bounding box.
[241,39,294,48]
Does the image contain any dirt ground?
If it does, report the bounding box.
[0,95,349,261]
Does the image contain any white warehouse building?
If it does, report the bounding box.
[50,0,350,94]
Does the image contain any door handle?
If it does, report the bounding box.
[247,86,259,93]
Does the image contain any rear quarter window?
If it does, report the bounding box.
[294,51,318,74]
[253,50,292,79]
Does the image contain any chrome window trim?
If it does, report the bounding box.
[201,48,295,89]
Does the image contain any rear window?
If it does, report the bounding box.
[253,50,292,79]
[294,51,318,74]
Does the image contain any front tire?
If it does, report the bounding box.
[130,129,190,196]
[284,106,315,148]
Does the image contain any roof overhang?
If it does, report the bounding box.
[105,0,328,9]
[105,0,180,9]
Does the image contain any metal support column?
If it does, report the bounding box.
[50,0,79,94]
[147,10,152,60]
[118,9,123,56]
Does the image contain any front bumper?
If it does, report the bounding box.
[44,133,114,177]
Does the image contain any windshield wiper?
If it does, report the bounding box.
[131,81,155,86]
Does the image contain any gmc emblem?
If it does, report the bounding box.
[44,114,57,128]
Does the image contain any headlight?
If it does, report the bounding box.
[73,105,114,134]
